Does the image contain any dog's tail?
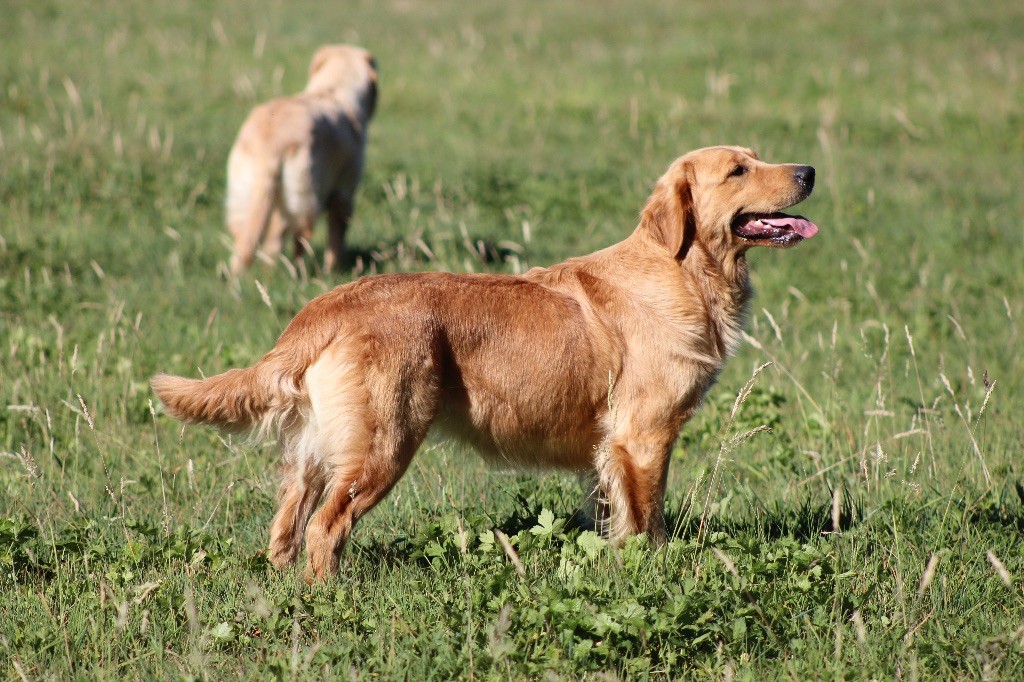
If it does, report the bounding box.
[152,286,349,435]
[226,145,280,274]
[151,364,287,434]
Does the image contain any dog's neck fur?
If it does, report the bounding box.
[552,230,753,424]
[579,229,747,370]
[536,221,755,369]
[678,238,752,360]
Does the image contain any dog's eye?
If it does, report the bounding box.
[729,165,747,178]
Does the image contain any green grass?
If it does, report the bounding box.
[2,0,1023,677]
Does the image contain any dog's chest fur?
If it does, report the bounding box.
[598,243,749,381]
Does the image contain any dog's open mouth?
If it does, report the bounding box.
[732,213,819,246]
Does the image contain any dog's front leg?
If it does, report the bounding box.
[594,435,674,546]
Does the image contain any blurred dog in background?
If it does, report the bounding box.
[226,45,378,274]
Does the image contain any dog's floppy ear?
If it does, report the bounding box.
[309,47,331,79]
[639,164,695,260]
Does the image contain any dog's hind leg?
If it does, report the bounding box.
[301,342,441,581]
[267,457,327,569]
[260,210,291,265]
[291,212,318,266]
[324,192,354,273]
[280,147,320,267]
[227,154,280,274]
[302,431,424,582]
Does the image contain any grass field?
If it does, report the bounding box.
[2,0,1023,678]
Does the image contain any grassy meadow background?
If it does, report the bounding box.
[2,0,1023,677]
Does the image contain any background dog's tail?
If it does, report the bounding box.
[226,147,280,274]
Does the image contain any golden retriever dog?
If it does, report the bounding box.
[154,146,817,580]
[226,45,378,274]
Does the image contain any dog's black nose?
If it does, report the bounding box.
[794,165,815,192]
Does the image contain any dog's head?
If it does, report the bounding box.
[306,44,378,117]
[639,146,817,261]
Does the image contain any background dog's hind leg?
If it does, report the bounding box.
[227,156,280,274]
[292,212,317,265]
[260,210,291,265]
[324,192,354,273]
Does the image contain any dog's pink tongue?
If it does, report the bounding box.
[765,216,819,238]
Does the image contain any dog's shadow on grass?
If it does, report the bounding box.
[349,495,565,569]
[664,493,860,545]
[345,493,870,571]
[344,484,1024,570]
[294,233,526,278]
